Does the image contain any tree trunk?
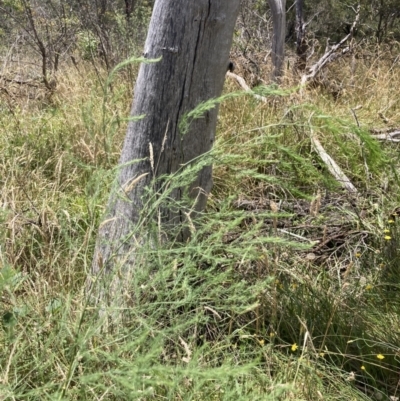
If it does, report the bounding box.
[267,0,286,82]
[295,0,307,72]
[91,0,240,285]
[124,0,135,21]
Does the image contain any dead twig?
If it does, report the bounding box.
[301,5,360,86]
[226,71,268,103]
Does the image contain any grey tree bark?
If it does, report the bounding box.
[267,0,286,82]
[91,0,240,284]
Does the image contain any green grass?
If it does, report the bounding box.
[1,52,400,400]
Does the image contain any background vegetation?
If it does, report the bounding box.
[1,1,400,400]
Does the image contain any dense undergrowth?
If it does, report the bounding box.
[1,49,400,400]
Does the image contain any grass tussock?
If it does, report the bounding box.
[1,48,400,400]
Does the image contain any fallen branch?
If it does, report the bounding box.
[370,129,400,142]
[301,5,360,86]
[0,74,39,88]
[277,228,318,244]
[311,133,358,193]
[226,71,268,103]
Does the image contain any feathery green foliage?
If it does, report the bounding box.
[1,51,400,400]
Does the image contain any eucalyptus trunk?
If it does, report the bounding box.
[295,0,307,72]
[91,0,240,284]
[268,0,286,82]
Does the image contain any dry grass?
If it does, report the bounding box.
[1,47,400,400]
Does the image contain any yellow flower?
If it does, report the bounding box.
[258,339,265,346]
[355,253,361,258]
[361,365,366,370]
[377,354,385,360]
[388,220,395,224]
[384,229,390,233]
[269,332,275,337]
[291,343,298,352]
[365,284,373,290]
[384,235,392,240]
